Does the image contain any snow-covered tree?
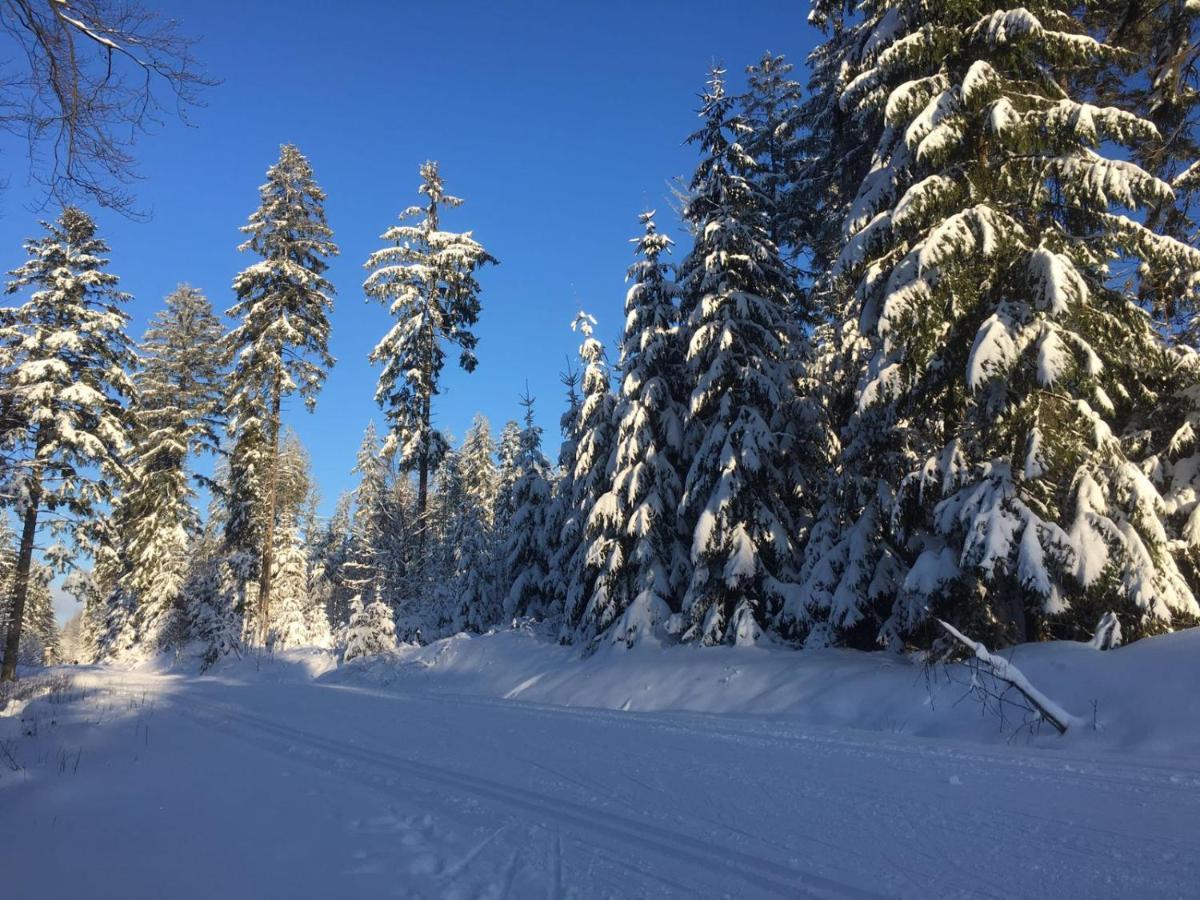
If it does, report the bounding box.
[0,208,136,681]
[268,520,315,649]
[502,392,554,620]
[226,144,338,644]
[364,161,497,522]
[741,52,806,258]
[543,363,582,608]
[580,213,688,647]
[342,422,390,605]
[343,595,397,662]
[181,519,242,668]
[675,69,806,646]
[450,414,500,632]
[560,312,619,639]
[494,419,524,527]
[799,0,1200,648]
[120,284,226,650]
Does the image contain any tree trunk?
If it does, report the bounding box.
[257,380,283,645]
[1,483,42,682]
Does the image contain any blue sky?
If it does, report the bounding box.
[0,0,811,581]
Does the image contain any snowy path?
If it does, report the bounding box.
[2,669,1198,899]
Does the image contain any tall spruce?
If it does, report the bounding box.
[676,68,806,646]
[543,362,582,609]
[741,52,806,258]
[561,313,619,638]
[121,284,225,649]
[343,422,390,606]
[226,144,338,644]
[0,208,136,680]
[798,0,1200,649]
[453,414,500,632]
[364,161,497,531]
[503,392,554,620]
[582,213,688,646]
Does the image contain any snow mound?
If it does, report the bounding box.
[321,626,1200,757]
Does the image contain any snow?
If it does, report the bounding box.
[3,627,1200,897]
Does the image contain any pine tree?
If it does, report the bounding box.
[121,284,226,650]
[675,69,806,646]
[364,161,497,526]
[561,312,619,639]
[503,392,554,620]
[581,212,689,647]
[226,144,338,644]
[0,208,136,681]
[800,0,1200,648]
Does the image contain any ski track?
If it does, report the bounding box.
[3,670,1198,899]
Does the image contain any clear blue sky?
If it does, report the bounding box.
[0,0,812,523]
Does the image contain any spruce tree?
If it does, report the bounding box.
[122,284,226,650]
[543,363,582,609]
[342,423,390,605]
[343,595,397,662]
[503,392,554,620]
[799,0,1200,648]
[452,414,500,631]
[582,213,689,647]
[0,208,136,681]
[676,69,806,646]
[561,312,619,639]
[364,161,497,525]
[226,144,338,644]
[741,52,806,258]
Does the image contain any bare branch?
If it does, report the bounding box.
[0,0,215,216]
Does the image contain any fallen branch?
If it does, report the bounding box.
[937,619,1082,736]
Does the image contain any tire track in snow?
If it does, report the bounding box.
[166,691,885,899]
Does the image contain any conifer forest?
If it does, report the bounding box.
[1,2,1199,898]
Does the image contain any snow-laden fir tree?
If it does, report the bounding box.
[675,69,807,646]
[799,0,1200,648]
[343,594,397,662]
[246,430,329,647]
[741,52,806,258]
[363,161,497,526]
[449,415,500,632]
[182,519,242,668]
[0,208,136,681]
[561,313,619,639]
[580,213,689,647]
[311,491,353,629]
[342,422,390,606]
[502,392,554,620]
[543,363,582,609]
[120,284,226,650]
[267,519,316,649]
[226,144,338,644]
[494,419,524,528]
[1084,1,1200,339]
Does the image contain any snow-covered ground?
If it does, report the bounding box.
[2,628,1199,898]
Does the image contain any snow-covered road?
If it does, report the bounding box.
[2,669,1198,898]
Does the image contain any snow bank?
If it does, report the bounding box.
[322,624,1200,757]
